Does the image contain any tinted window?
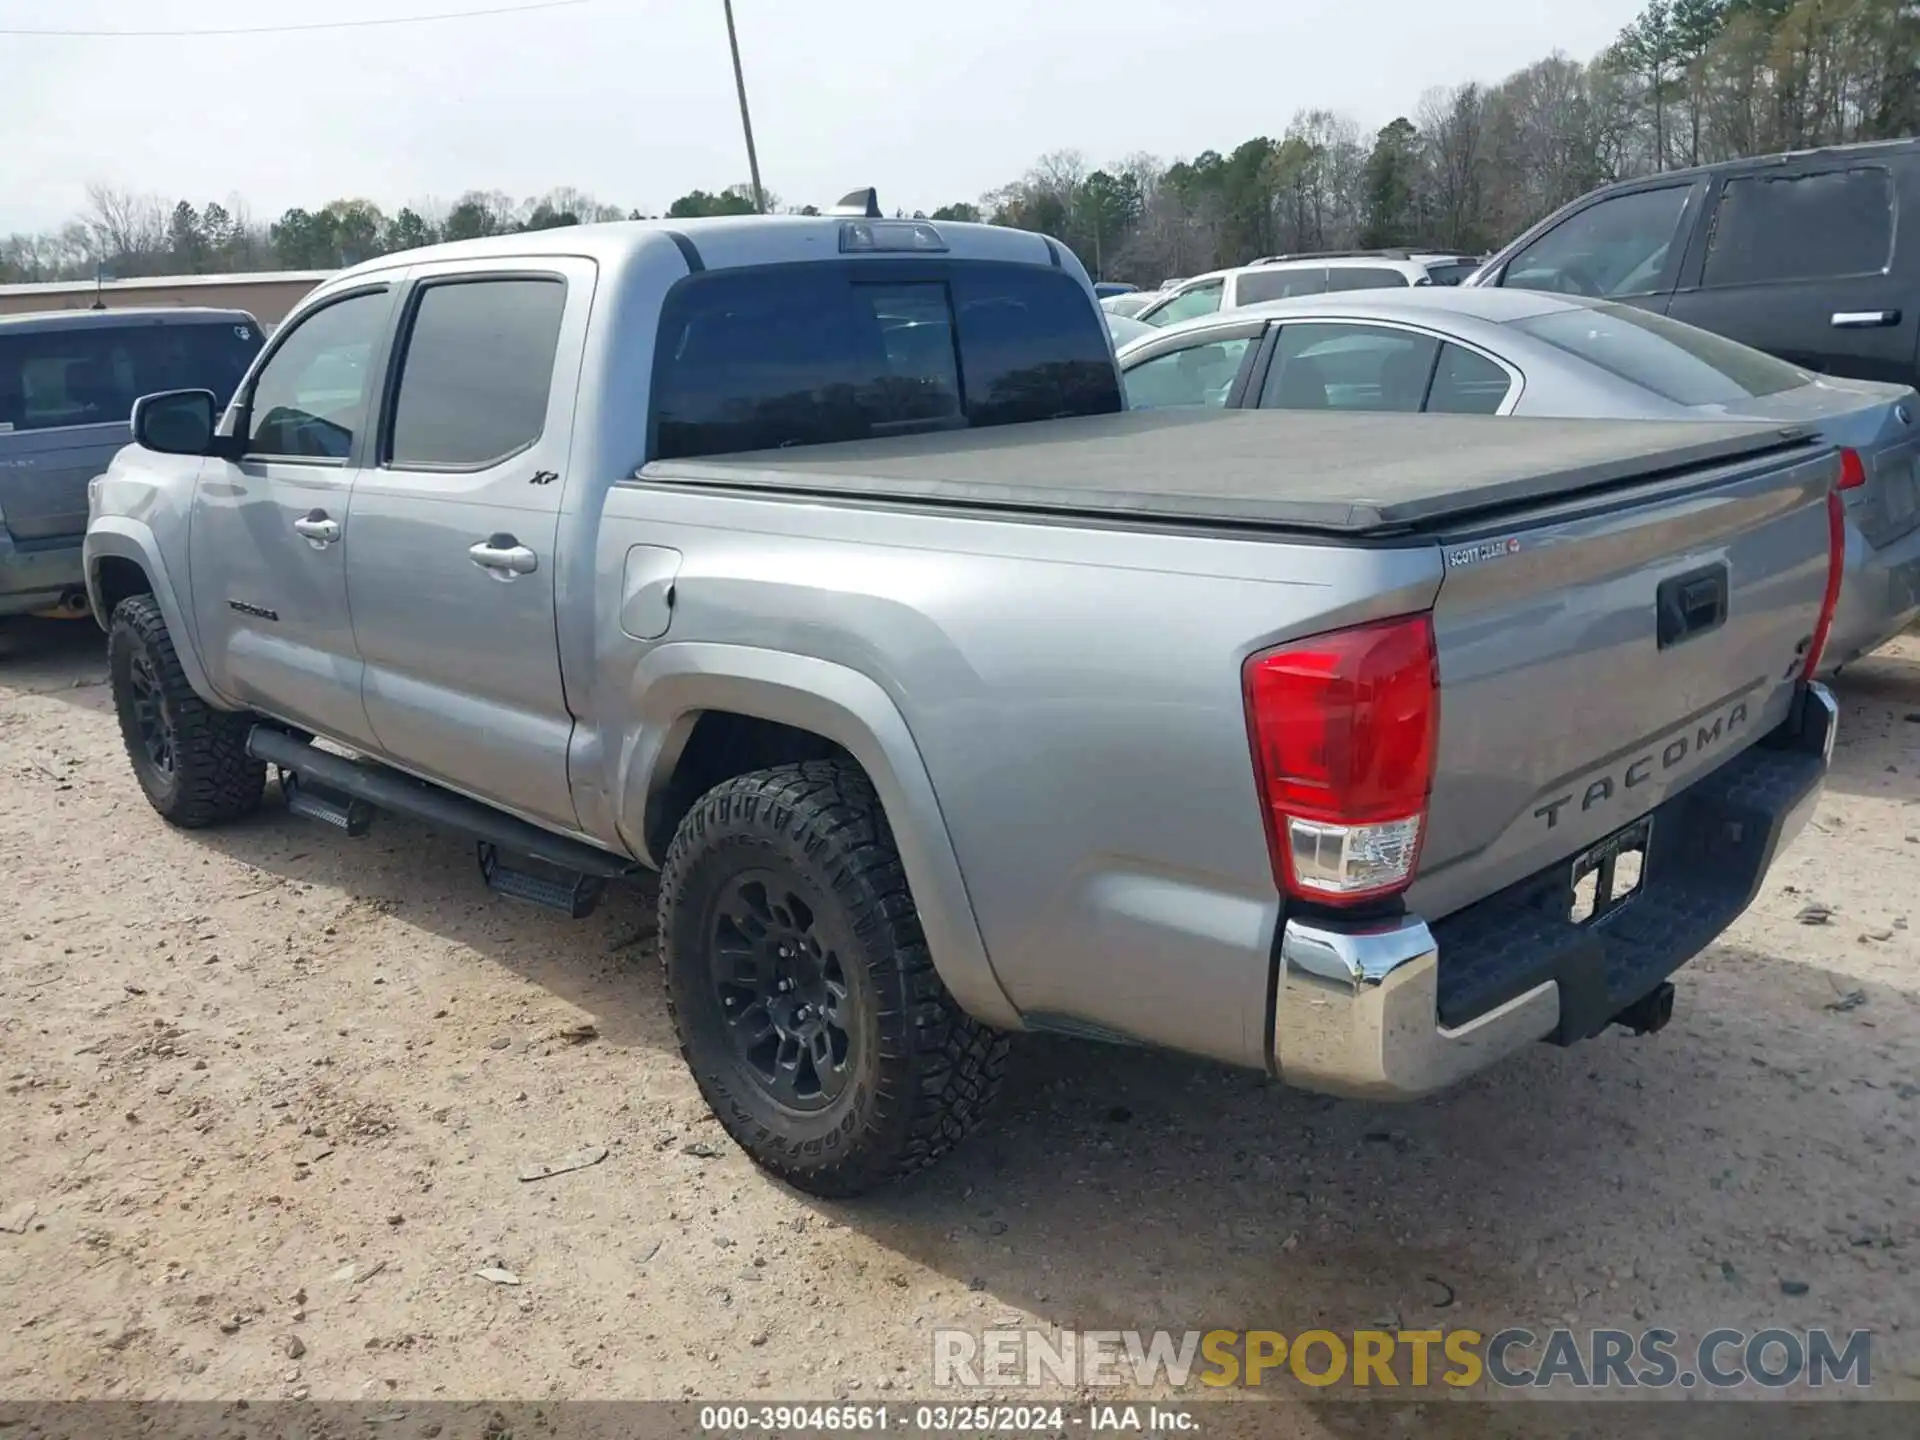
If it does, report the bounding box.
[1122,337,1253,410]
[1702,168,1894,288]
[0,320,263,434]
[1503,186,1692,299]
[1509,301,1810,406]
[246,291,390,460]
[388,278,566,468]
[1423,261,1480,287]
[1142,279,1224,327]
[1325,266,1413,292]
[651,263,1119,460]
[1235,267,1328,305]
[1426,344,1511,414]
[1260,323,1439,412]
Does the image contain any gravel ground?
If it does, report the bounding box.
[1,622,1916,1418]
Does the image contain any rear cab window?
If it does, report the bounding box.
[1701,166,1894,288]
[0,318,263,434]
[650,262,1121,459]
[1508,301,1811,406]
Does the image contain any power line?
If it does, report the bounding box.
[0,0,591,39]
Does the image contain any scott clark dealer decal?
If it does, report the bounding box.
[1445,536,1523,569]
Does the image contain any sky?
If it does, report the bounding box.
[1,0,1650,235]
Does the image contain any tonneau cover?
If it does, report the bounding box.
[638,408,1818,536]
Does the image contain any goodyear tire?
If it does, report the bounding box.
[108,594,265,827]
[660,759,1007,1196]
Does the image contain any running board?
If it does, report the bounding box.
[246,727,638,918]
[282,772,375,837]
[478,842,607,919]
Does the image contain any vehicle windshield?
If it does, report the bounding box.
[651,262,1122,459]
[1507,301,1811,406]
[0,319,263,433]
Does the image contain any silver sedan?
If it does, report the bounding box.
[1114,286,1920,675]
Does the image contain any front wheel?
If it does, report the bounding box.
[108,594,265,827]
[660,759,1007,1197]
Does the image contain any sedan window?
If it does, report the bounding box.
[1260,324,1439,412]
[1122,337,1252,410]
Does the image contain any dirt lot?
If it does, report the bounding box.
[2,623,1917,1417]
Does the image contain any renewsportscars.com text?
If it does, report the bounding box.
[933,1326,1873,1391]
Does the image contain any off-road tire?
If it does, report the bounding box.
[660,759,1007,1197]
[108,594,266,827]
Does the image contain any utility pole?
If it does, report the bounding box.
[722,0,766,214]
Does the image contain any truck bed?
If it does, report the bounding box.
[638,408,1817,538]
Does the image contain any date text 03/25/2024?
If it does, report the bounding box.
[698,1404,1196,1433]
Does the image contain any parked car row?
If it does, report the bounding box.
[1111,284,1920,674]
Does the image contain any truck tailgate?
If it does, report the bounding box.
[1410,438,1838,932]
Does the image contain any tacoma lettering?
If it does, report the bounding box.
[1535,702,1749,829]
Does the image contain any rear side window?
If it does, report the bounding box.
[1426,344,1511,414]
[1325,267,1413,292]
[0,320,262,434]
[1235,267,1328,305]
[1260,323,1440,412]
[1509,301,1810,405]
[1702,168,1894,288]
[1423,261,1479,287]
[387,278,567,468]
[651,263,1121,459]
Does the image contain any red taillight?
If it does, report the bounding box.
[1838,447,1868,491]
[1801,486,1847,681]
[1243,613,1439,905]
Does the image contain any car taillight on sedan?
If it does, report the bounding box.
[1242,613,1439,905]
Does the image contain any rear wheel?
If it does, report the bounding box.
[660,759,1006,1196]
[108,594,265,827]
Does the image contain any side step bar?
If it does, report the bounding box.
[246,726,639,917]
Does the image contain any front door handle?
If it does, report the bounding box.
[293,510,340,547]
[1832,309,1900,329]
[468,534,538,578]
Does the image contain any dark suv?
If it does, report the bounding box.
[1467,137,1920,388]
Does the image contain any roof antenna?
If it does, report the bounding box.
[826,188,882,219]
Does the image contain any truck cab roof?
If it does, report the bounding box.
[328,214,1071,288]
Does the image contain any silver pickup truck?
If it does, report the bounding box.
[84,207,1841,1197]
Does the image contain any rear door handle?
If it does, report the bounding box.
[292,511,340,546]
[468,534,538,577]
[1832,309,1900,329]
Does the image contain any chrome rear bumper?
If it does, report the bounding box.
[1275,917,1559,1099]
[1273,684,1835,1101]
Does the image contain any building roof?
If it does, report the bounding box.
[0,305,263,332]
[0,269,334,298]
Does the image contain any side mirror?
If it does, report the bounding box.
[131,389,219,456]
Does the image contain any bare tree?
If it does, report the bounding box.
[81,184,167,273]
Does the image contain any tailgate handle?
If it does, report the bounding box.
[1657,565,1728,649]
